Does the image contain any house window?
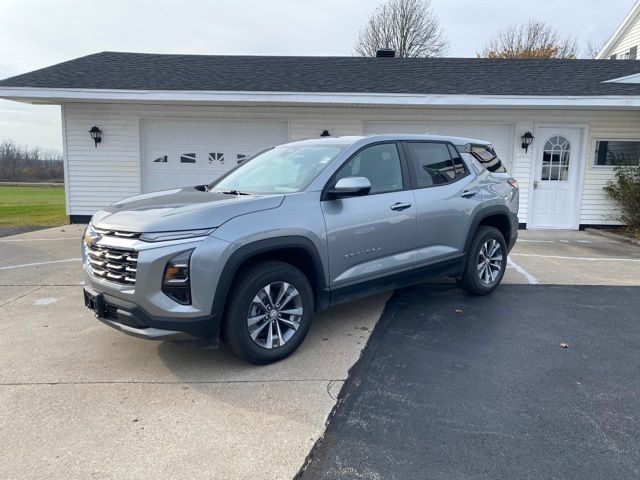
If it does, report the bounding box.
[153,155,168,163]
[209,152,224,165]
[594,140,640,166]
[617,47,637,60]
[236,154,248,164]
[180,153,196,164]
[542,136,571,181]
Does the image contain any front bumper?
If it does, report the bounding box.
[84,286,219,341]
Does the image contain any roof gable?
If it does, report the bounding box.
[598,0,640,58]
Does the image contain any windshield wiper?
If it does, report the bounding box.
[218,190,252,196]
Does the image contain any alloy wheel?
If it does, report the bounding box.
[477,239,503,285]
[246,282,303,349]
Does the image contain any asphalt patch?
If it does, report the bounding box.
[0,225,54,238]
[299,284,640,480]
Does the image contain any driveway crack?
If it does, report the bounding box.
[0,286,42,308]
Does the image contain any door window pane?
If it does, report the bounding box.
[180,153,196,164]
[209,152,224,165]
[542,136,570,181]
[594,140,640,166]
[406,142,455,187]
[335,143,403,194]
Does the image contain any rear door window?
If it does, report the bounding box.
[405,142,467,188]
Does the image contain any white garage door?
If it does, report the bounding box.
[364,121,515,171]
[142,118,289,192]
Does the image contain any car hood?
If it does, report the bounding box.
[91,186,285,232]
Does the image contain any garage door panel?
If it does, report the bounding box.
[142,119,288,192]
[364,121,514,171]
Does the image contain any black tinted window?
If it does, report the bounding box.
[466,144,507,173]
[335,143,403,194]
[406,142,464,188]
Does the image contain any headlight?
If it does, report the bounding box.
[82,223,99,263]
[162,249,194,305]
[140,228,214,243]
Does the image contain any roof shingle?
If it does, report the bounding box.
[1,51,640,96]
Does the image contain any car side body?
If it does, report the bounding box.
[82,134,519,363]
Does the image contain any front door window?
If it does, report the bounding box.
[541,136,570,181]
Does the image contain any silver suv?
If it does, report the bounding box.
[82,135,519,364]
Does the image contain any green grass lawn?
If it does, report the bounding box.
[0,185,67,227]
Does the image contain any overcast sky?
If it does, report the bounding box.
[0,0,635,151]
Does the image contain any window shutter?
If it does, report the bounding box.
[610,54,617,60]
[630,47,637,60]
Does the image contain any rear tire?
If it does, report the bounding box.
[457,226,507,296]
[222,260,314,364]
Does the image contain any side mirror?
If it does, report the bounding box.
[328,177,371,198]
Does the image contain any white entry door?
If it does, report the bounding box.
[142,118,289,192]
[529,127,583,229]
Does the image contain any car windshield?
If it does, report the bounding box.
[209,144,346,194]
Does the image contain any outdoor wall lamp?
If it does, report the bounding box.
[89,126,102,147]
[521,131,534,153]
[320,129,331,137]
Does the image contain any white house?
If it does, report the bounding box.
[598,0,640,60]
[1,51,640,230]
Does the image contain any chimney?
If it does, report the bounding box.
[376,48,396,58]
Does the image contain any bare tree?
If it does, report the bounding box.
[354,0,448,58]
[0,139,63,182]
[583,38,606,59]
[478,20,578,59]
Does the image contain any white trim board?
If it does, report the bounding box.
[3,87,640,108]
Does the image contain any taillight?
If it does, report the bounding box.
[507,178,519,189]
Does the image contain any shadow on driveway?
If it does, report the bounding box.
[299,284,640,480]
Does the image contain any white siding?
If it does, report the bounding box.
[62,103,640,226]
[610,14,640,58]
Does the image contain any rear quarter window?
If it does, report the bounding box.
[463,144,507,173]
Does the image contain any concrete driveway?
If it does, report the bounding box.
[1,226,639,479]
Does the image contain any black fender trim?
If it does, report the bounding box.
[463,205,515,254]
[210,236,328,322]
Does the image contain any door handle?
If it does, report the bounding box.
[390,202,412,211]
[534,181,539,190]
[460,190,477,198]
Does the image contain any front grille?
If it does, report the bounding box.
[93,227,141,239]
[86,244,138,285]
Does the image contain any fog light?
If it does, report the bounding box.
[162,250,194,305]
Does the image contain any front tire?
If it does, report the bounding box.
[222,260,314,364]
[457,226,507,295]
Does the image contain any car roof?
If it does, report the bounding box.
[284,134,492,148]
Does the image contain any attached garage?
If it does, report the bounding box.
[142,118,289,192]
[3,52,640,228]
[364,121,515,171]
